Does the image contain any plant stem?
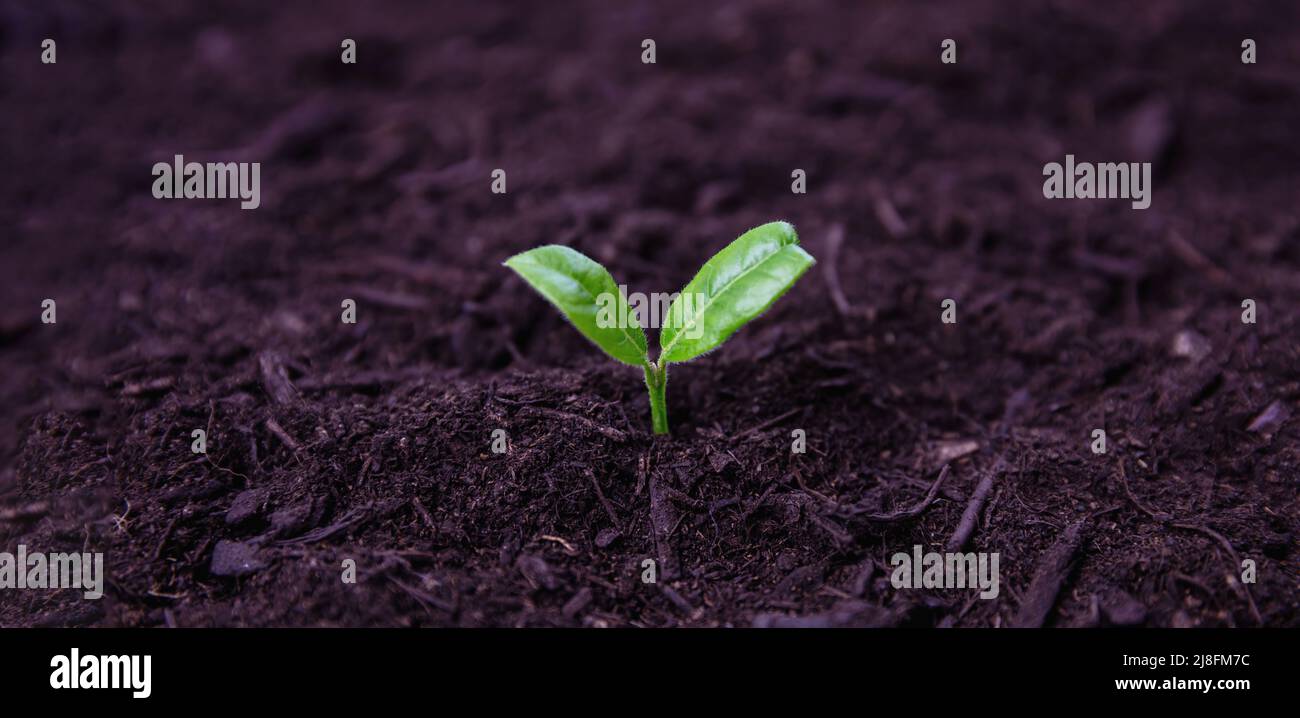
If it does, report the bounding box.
[644,361,669,435]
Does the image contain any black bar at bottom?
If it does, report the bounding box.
[0,628,1287,705]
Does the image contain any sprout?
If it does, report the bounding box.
[505,221,815,434]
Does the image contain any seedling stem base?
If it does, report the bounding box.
[644,361,669,435]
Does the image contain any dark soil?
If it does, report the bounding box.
[1,0,1297,627]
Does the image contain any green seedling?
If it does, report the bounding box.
[504,221,815,435]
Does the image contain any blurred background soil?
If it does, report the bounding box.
[0,0,1296,626]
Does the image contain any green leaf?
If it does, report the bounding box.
[504,245,649,366]
[659,221,814,364]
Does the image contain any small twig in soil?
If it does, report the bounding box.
[850,464,952,523]
[822,223,852,317]
[562,587,593,619]
[388,576,455,614]
[410,496,437,535]
[946,459,1002,552]
[205,400,217,458]
[901,473,965,503]
[659,482,705,510]
[68,457,111,483]
[635,449,650,497]
[257,350,301,408]
[278,501,386,545]
[738,481,782,524]
[659,584,695,615]
[539,535,578,555]
[808,513,853,547]
[0,502,49,523]
[585,469,623,530]
[1171,571,1216,600]
[851,559,875,597]
[871,182,908,239]
[153,515,180,562]
[1163,229,1234,289]
[264,417,301,452]
[204,454,249,483]
[108,499,133,536]
[647,474,677,580]
[520,406,626,441]
[1117,459,1263,625]
[349,286,430,311]
[1010,519,1090,628]
[794,468,835,505]
[707,496,741,513]
[120,377,175,397]
[1116,460,1163,520]
[734,407,801,442]
[186,536,213,567]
